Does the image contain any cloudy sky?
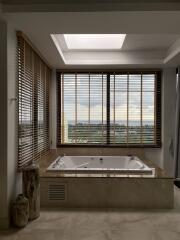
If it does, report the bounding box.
[62,73,155,125]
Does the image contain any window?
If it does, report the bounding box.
[18,32,50,169]
[57,71,161,147]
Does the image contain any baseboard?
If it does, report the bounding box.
[0,217,9,230]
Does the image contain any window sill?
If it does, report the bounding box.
[57,144,162,148]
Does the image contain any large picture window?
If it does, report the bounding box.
[57,71,161,147]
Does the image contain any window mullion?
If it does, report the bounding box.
[141,73,143,145]
[89,73,90,143]
[154,72,157,145]
[101,73,104,144]
[107,73,110,144]
[113,73,116,144]
[61,73,64,143]
[127,74,129,145]
[75,73,77,144]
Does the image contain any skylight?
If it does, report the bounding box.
[63,34,126,50]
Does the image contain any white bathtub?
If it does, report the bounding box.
[47,155,155,176]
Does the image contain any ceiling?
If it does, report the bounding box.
[51,33,180,66]
[2,11,180,68]
[1,0,180,12]
[2,0,180,3]
[122,35,180,51]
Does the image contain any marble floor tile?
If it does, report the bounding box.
[1,187,180,240]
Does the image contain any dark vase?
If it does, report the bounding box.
[12,194,29,228]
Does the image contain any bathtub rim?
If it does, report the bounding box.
[46,155,155,176]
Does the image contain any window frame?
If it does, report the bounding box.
[57,69,161,148]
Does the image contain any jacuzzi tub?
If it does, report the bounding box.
[47,155,155,177]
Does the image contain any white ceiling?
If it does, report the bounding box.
[2,11,180,68]
[122,35,180,51]
[51,33,180,65]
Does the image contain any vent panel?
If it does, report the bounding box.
[48,184,66,201]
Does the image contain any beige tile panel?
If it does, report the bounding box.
[40,177,174,209]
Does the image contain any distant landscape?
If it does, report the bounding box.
[19,120,155,145]
[66,122,154,144]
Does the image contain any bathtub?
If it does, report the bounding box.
[47,155,155,177]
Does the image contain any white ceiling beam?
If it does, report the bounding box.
[64,51,165,65]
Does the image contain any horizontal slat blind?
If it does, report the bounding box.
[57,71,161,147]
[110,73,157,145]
[18,34,50,169]
[57,73,107,145]
[18,37,33,167]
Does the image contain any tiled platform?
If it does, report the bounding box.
[39,150,174,209]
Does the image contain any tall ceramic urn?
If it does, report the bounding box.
[23,164,40,220]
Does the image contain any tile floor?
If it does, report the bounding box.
[1,186,180,240]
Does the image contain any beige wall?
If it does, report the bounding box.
[0,21,21,229]
[162,68,177,176]
[7,23,22,212]
[0,20,8,229]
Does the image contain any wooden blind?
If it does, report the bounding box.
[17,34,50,169]
[110,73,161,146]
[57,72,107,145]
[57,71,161,147]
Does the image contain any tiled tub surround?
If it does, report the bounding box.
[40,149,168,178]
[39,149,174,209]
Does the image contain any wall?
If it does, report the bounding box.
[7,23,22,213]
[162,68,177,176]
[0,20,8,229]
[136,69,177,172]
[0,20,21,229]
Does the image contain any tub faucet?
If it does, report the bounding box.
[128,155,134,160]
[99,157,103,163]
